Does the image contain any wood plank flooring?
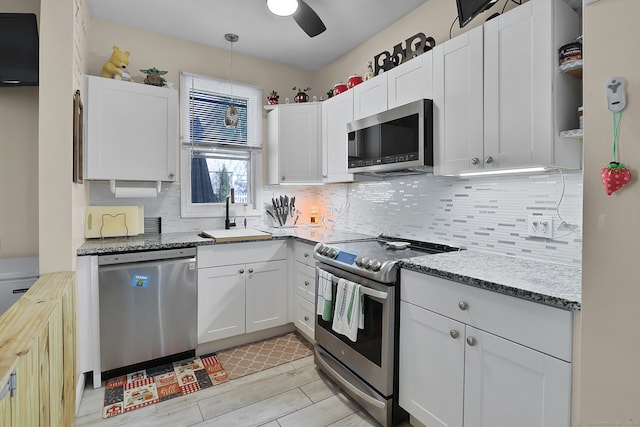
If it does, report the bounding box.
[75,355,413,427]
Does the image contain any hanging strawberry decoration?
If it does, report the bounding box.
[600,107,632,195]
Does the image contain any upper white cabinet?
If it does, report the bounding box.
[399,269,573,427]
[433,0,581,175]
[387,51,434,109]
[433,26,484,175]
[321,91,354,183]
[353,73,388,120]
[84,75,178,181]
[483,0,581,171]
[267,103,322,185]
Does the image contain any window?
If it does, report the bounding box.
[180,72,262,218]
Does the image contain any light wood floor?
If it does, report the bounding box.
[75,355,413,427]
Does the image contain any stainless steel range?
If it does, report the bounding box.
[313,236,459,427]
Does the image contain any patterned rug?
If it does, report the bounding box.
[102,354,228,419]
[102,332,313,418]
[217,331,314,380]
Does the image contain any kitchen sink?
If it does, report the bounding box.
[200,229,272,243]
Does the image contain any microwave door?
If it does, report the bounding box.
[348,126,382,165]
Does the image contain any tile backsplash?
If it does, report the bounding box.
[90,170,583,266]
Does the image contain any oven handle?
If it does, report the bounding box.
[360,287,388,300]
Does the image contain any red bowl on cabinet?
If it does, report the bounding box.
[347,74,363,89]
[333,82,348,95]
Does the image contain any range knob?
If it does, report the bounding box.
[316,244,325,255]
[361,257,372,269]
[355,256,364,267]
[329,249,338,258]
[321,246,330,255]
[370,259,382,271]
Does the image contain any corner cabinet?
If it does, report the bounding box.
[197,241,288,344]
[267,103,322,185]
[399,269,573,427]
[84,75,178,181]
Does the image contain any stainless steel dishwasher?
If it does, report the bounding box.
[98,247,197,375]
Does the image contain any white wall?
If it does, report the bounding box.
[579,0,640,424]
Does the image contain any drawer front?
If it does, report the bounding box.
[198,240,287,268]
[294,295,315,342]
[295,263,316,303]
[294,242,316,267]
[401,269,573,362]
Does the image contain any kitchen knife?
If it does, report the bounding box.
[284,195,289,217]
[266,209,282,226]
[290,196,295,217]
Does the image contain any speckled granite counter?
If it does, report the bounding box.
[77,228,374,256]
[401,251,581,310]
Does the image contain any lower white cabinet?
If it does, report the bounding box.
[197,241,288,344]
[399,269,572,427]
[292,241,316,341]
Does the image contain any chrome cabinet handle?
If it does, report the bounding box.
[466,336,477,346]
[239,269,244,274]
[304,315,309,321]
[484,156,494,164]
[471,157,480,165]
[304,253,310,258]
[304,280,310,286]
[450,330,459,339]
[281,176,286,181]
[458,301,469,311]
[248,268,254,273]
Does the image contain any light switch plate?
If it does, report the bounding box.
[528,216,554,238]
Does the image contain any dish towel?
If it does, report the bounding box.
[316,269,334,321]
[332,278,364,342]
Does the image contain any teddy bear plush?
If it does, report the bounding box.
[101,46,131,80]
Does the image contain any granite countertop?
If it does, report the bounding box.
[401,251,582,311]
[77,227,375,256]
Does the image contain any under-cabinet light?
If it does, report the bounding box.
[453,167,548,177]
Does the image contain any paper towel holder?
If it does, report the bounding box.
[110,180,162,198]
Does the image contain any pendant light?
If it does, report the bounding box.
[266,0,298,16]
[224,33,239,128]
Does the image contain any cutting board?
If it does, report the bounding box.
[85,206,143,238]
[201,229,272,243]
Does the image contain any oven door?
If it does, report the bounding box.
[314,263,395,397]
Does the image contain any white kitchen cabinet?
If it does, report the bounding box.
[483,0,581,171]
[352,73,388,120]
[197,241,288,344]
[267,103,322,185]
[432,26,484,175]
[321,90,354,183]
[292,241,316,341]
[399,269,573,427]
[84,75,178,181]
[387,51,433,109]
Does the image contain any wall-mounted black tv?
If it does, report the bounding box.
[0,13,39,86]
[456,0,499,28]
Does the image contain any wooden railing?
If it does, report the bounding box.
[0,272,76,426]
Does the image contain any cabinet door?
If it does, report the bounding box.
[433,26,484,175]
[269,104,321,184]
[197,265,245,343]
[353,73,388,120]
[464,326,571,427]
[322,91,354,183]
[85,75,177,181]
[399,301,464,427]
[387,52,433,109]
[245,259,288,333]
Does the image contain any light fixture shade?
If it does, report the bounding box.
[267,0,299,16]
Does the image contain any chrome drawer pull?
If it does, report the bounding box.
[458,301,469,311]
[450,330,459,339]
[466,336,477,346]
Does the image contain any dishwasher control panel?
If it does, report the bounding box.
[98,247,197,265]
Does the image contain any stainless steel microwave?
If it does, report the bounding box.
[347,99,433,176]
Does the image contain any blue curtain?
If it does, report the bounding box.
[190,117,216,203]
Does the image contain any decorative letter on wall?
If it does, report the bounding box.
[373,32,436,75]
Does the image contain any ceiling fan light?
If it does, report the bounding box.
[267,0,299,17]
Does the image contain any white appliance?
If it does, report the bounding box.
[0,256,39,315]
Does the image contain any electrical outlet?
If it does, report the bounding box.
[528,216,554,238]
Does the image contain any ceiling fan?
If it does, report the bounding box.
[266,0,326,37]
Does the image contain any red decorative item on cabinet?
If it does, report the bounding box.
[347,74,363,89]
[333,82,348,95]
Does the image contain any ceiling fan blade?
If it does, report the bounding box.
[292,0,326,37]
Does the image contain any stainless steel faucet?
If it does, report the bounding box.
[225,188,236,230]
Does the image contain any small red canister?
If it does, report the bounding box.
[347,74,363,89]
[333,82,348,95]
